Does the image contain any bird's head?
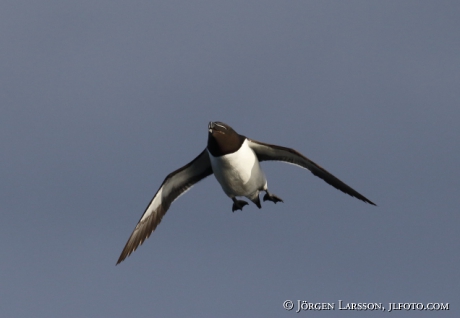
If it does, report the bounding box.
[207,121,245,156]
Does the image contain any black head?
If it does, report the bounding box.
[207,121,245,157]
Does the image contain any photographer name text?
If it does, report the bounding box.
[282,300,449,313]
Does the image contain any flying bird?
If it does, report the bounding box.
[117,121,375,264]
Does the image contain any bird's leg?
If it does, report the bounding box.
[250,195,262,209]
[263,191,283,204]
[231,197,249,212]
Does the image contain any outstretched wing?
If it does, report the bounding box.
[117,148,213,264]
[247,139,375,206]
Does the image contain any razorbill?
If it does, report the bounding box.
[117,121,375,264]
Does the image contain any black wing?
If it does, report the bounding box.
[248,139,375,206]
[117,148,213,264]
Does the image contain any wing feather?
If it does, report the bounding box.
[117,148,213,264]
[248,139,376,206]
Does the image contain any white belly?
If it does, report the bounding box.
[208,139,266,198]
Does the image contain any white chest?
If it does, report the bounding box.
[208,139,265,196]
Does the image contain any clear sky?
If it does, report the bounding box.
[1,1,459,317]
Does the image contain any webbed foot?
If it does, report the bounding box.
[263,192,283,204]
[232,199,249,212]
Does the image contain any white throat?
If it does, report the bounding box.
[208,139,266,197]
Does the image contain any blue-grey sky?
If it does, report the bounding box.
[1,1,459,317]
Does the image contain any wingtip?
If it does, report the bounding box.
[353,193,376,206]
[116,256,124,266]
[116,249,132,265]
[366,199,377,206]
